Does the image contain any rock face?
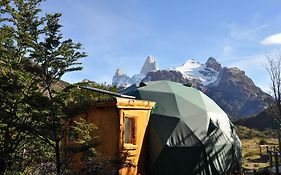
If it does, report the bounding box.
[140,55,159,75]
[206,67,271,119]
[143,70,188,84]
[112,56,272,119]
[143,70,207,92]
[175,58,220,86]
[112,68,132,86]
[112,55,158,86]
[205,57,222,72]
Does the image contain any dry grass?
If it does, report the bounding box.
[237,126,278,170]
[242,138,278,170]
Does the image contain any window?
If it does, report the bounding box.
[124,116,136,145]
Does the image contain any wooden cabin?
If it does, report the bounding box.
[63,97,155,175]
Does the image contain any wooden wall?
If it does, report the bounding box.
[63,98,155,175]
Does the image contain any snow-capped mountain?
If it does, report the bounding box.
[112,56,272,119]
[140,55,159,75]
[112,68,132,86]
[113,56,223,88]
[112,55,159,87]
[175,58,220,86]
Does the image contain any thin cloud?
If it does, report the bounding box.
[260,33,281,45]
[227,23,267,41]
[225,55,266,70]
[222,45,234,56]
[221,23,268,57]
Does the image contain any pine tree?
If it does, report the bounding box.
[0,0,115,174]
[0,0,45,173]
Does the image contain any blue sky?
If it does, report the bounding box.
[42,0,281,92]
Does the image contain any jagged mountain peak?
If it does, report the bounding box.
[115,68,124,76]
[112,55,159,87]
[206,57,222,71]
[140,55,159,75]
[175,58,220,86]
[207,67,271,118]
[147,55,156,63]
[112,56,271,119]
[112,68,131,86]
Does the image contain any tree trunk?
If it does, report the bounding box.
[0,159,6,175]
[55,141,61,175]
[277,128,281,152]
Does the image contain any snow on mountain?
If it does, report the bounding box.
[140,55,159,75]
[112,56,271,119]
[112,55,159,87]
[112,68,132,86]
[113,56,221,87]
[131,73,146,83]
[175,58,220,86]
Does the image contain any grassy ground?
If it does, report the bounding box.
[236,126,278,171]
[241,138,277,170]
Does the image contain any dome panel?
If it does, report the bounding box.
[123,80,242,174]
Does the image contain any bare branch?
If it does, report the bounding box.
[266,51,281,126]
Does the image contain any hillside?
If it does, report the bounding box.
[235,108,280,130]
[206,67,271,118]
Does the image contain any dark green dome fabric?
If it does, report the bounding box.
[123,80,242,175]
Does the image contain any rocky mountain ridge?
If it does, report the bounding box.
[234,108,279,130]
[112,55,159,87]
[175,57,221,86]
[112,56,272,119]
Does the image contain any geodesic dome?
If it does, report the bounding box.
[122,80,242,175]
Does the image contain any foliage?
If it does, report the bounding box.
[0,0,44,173]
[66,118,118,175]
[66,118,99,154]
[80,152,117,175]
[236,126,277,140]
[0,0,117,174]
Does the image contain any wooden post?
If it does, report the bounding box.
[275,149,279,174]
[259,145,262,157]
[269,150,273,168]
[266,146,269,154]
[277,129,281,150]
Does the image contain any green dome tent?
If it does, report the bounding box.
[122,80,242,175]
